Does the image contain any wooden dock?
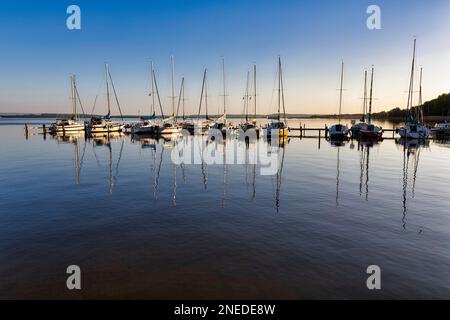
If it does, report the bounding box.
[288,124,400,139]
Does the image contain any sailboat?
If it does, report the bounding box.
[178,77,195,134]
[87,64,124,134]
[329,61,350,139]
[431,120,450,135]
[264,56,289,139]
[351,69,369,137]
[50,75,86,133]
[210,58,228,136]
[398,39,430,139]
[197,68,215,132]
[359,66,383,139]
[133,62,158,134]
[161,56,182,136]
[239,64,259,137]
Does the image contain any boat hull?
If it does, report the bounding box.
[359,131,383,140]
[133,125,157,134]
[87,123,123,133]
[160,127,182,135]
[358,124,383,140]
[50,124,85,133]
[398,125,430,139]
[329,124,349,139]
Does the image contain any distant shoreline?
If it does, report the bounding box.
[1,113,449,122]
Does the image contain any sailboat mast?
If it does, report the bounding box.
[407,39,416,114]
[368,65,374,124]
[205,70,208,120]
[71,75,77,120]
[338,61,344,124]
[222,58,226,115]
[176,77,184,119]
[245,71,249,122]
[105,64,111,116]
[418,67,423,123]
[278,57,281,121]
[198,69,206,120]
[362,70,367,122]
[182,78,185,120]
[171,55,176,116]
[150,61,155,115]
[74,75,78,120]
[253,64,257,119]
[153,69,165,119]
[280,58,287,123]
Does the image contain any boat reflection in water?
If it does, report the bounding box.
[44,129,434,225]
[356,139,380,201]
[396,138,429,230]
[329,139,347,207]
[88,132,125,194]
[44,127,304,214]
[131,134,157,150]
[50,132,86,185]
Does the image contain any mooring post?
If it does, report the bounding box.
[325,125,328,139]
[318,130,321,149]
[42,124,46,140]
[24,124,29,140]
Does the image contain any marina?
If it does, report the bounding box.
[3,0,450,304]
[2,118,450,299]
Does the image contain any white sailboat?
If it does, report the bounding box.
[239,64,259,137]
[133,61,158,134]
[329,61,349,139]
[351,69,369,137]
[398,39,430,139]
[209,58,228,136]
[161,56,182,136]
[87,64,124,134]
[431,121,450,134]
[178,77,195,133]
[197,68,215,132]
[50,75,85,133]
[359,65,383,139]
[264,56,288,139]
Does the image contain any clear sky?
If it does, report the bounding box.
[1,0,450,116]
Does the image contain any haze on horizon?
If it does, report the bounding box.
[1,0,450,116]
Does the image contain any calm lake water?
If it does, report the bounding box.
[1,118,450,299]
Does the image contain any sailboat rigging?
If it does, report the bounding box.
[264,56,289,139]
[398,39,430,139]
[239,64,259,137]
[133,61,159,134]
[50,75,86,133]
[210,58,228,136]
[358,65,383,139]
[329,61,350,139]
[161,56,182,137]
[197,68,213,132]
[87,64,124,134]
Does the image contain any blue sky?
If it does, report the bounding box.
[1,0,450,115]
